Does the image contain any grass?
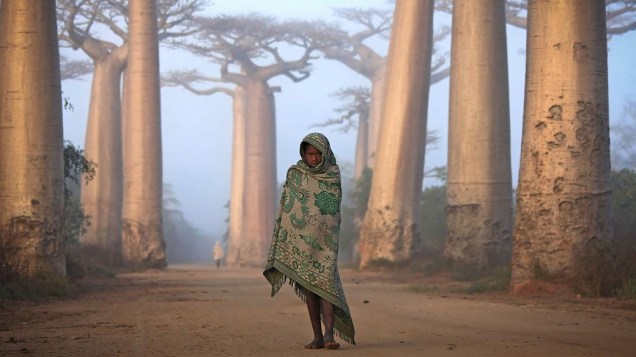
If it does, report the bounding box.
[408,265,511,295]
[615,278,636,299]
[409,284,441,294]
[0,271,73,302]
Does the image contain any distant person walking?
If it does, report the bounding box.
[264,133,356,350]
[213,241,224,268]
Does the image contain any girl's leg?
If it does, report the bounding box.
[320,299,340,349]
[302,287,324,349]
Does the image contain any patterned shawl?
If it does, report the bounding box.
[263,133,356,345]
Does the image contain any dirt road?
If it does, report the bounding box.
[1,265,635,356]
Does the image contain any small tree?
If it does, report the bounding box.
[611,169,636,297]
[611,99,636,169]
[420,166,448,255]
[63,141,96,245]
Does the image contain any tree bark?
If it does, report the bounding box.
[80,47,127,261]
[226,85,247,266]
[236,79,277,267]
[353,106,369,181]
[366,62,387,169]
[358,0,434,268]
[122,0,166,268]
[0,0,66,277]
[511,0,612,294]
[445,0,513,272]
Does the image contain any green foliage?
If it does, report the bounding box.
[351,167,372,217]
[63,96,74,111]
[335,162,358,266]
[0,269,73,301]
[455,266,511,294]
[64,141,96,189]
[610,169,636,298]
[420,184,447,254]
[409,266,511,295]
[64,195,89,245]
[611,169,636,245]
[613,247,636,299]
[615,278,636,299]
[63,141,97,245]
[565,169,636,297]
[0,141,96,300]
[573,238,619,297]
[424,165,447,182]
[344,166,448,266]
[65,244,118,280]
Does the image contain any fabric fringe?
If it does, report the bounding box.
[269,270,286,297]
[268,270,355,345]
[269,270,308,303]
[334,326,355,345]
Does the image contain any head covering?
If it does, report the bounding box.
[264,133,355,345]
[298,132,337,174]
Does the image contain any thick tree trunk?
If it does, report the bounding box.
[226,86,247,266]
[80,50,126,261]
[0,0,66,277]
[511,0,612,294]
[236,79,277,267]
[353,107,369,181]
[366,63,387,169]
[358,0,434,269]
[445,0,513,272]
[122,0,166,268]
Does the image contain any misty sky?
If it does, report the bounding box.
[60,0,636,239]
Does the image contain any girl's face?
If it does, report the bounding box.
[304,144,323,168]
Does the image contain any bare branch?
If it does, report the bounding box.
[311,86,370,133]
[321,7,392,79]
[58,0,209,54]
[175,15,333,84]
[60,55,93,80]
[162,69,234,97]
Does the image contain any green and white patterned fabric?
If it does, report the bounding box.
[264,132,356,345]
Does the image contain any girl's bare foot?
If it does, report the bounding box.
[304,338,325,349]
[325,341,340,350]
[324,337,340,350]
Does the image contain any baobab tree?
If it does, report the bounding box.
[321,7,450,173]
[162,69,247,267]
[120,0,166,268]
[321,8,391,171]
[434,0,636,39]
[358,0,435,268]
[444,0,513,273]
[57,0,205,263]
[58,0,128,258]
[511,0,613,295]
[0,0,66,277]
[313,86,441,264]
[435,0,634,278]
[172,15,343,266]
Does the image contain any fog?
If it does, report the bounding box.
[59,0,636,245]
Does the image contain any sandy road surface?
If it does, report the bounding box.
[1,265,636,356]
